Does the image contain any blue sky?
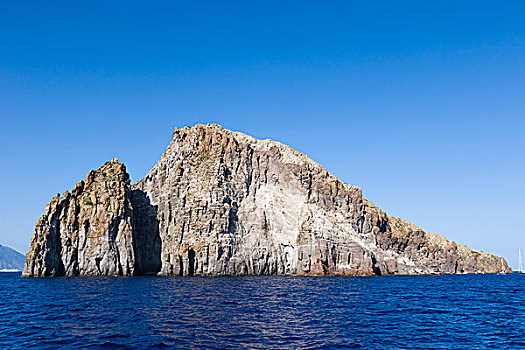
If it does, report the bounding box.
[1,1,524,268]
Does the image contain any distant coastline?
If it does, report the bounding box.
[0,244,25,271]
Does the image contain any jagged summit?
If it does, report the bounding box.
[23,124,510,277]
[167,123,339,175]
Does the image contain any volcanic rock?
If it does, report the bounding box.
[23,124,510,276]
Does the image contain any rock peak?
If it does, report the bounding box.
[23,159,137,277]
[166,123,350,189]
[173,123,226,136]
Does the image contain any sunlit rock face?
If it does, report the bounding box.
[23,160,136,276]
[23,124,510,276]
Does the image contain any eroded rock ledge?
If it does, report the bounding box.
[23,124,510,276]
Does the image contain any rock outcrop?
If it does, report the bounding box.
[23,124,510,276]
[23,159,152,276]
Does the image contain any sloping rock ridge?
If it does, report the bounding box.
[23,124,510,276]
[0,244,25,271]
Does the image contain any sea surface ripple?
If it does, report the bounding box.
[0,273,524,349]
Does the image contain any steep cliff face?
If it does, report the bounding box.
[23,124,510,276]
[24,159,141,276]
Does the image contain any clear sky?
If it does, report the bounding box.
[1,1,524,269]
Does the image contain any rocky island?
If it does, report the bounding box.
[23,124,510,276]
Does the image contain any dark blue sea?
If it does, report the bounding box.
[1,273,524,349]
